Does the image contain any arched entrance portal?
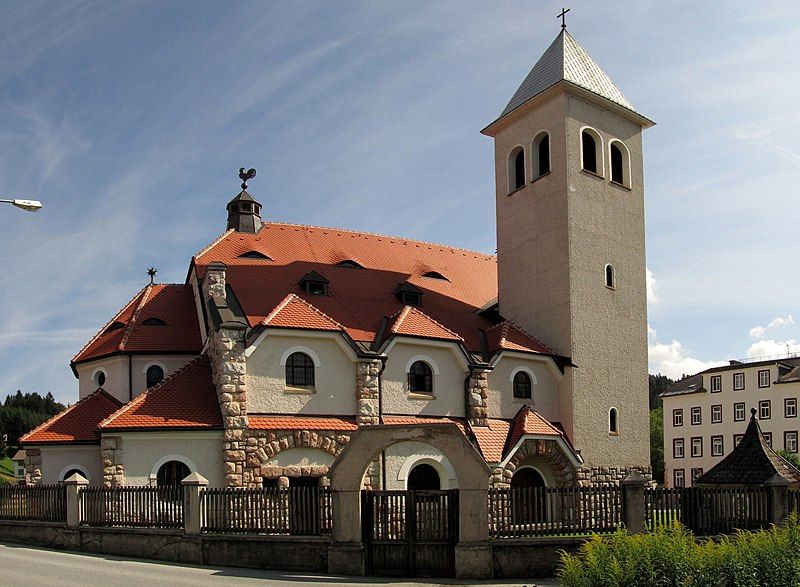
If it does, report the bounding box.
[510,467,547,524]
[407,463,441,490]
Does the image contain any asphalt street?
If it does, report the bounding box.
[0,543,558,587]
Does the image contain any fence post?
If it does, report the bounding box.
[182,471,208,535]
[765,474,789,526]
[64,472,88,528]
[621,471,648,534]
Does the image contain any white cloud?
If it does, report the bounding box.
[746,339,799,360]
[647,325,657,340]
[749,314,794,338]
[646,268,658,304]
[648,338,726,380]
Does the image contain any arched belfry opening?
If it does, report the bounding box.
[226,167,262,233]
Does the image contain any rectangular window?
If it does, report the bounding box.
[711,404,722,424]
[673,438,685,459]
[691,468,704,484]
[674,469,685,488]
[734,402,746,422]
[710,375,722,393]
[734,372,745,391]
[673,408,683,427]
[786,398,797,418]
[785,431,798,453]
[759,400,771,420]
[763,432,772,448]
[691,406,702,425]
[734,434,743,447]
[758,369,771,388]
[691,436,703,458]
[711,435,724,457]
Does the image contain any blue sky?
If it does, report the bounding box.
[0,1,798,404]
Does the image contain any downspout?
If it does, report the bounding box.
[378,357,387,490]
[128,354,133,401]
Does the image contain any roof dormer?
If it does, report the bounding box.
[299,270,329,296]
[393,281,423,307]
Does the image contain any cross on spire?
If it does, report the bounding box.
[558,7,570,30]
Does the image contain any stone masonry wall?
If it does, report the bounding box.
[467,369,489,426]
[24,447,41,485]
[577,465,652,487]
[101,436,124,487]
[491,438,576,488]
[355,361,380,426]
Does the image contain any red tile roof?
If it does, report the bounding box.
[507,405,563,449]
[389,306,463,342]
[485,321,554,355]
[248,415,357,431]
[21,390,122,444]
[194,223,519,353]
[262,294,344,331]
[100,356,222,431]
[470,419,511,463]
[382,415,467,434]
[72,284,202,367]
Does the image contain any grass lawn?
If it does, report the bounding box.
[0,457,15,484]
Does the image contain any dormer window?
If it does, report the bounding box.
[299,270,329,296]
[141,317,167,326]
[238,251,271,260]
[104,321,125,334]
[336,260,363,269]
[422,271,448,281]
[393,282,423,306]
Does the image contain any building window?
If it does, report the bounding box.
[785,431,798,453]
[532,132,550,179]
[711,435,724,457]
[146,365,165,388]
[786,398,797,418]
[609,407,619,435]
[674,469,685,488]
[408,361,433,394]
[609,140,630,187]
[691,437,703,458]
[733,372,745,391]
[711,404,722,424]
[604,264,615,289]
[710,375,722,393]
[673,408,683,427]
[285,352,315,387]
[673,438,684,459]
[508,146,525,192]
[734,434,744,447]
[691,468,704,485]
[759,400,771,420]
[512,371,532,399]
[734,402,745,422]
[93,370,107,388]
[763,432,772,448]
[156,460,190,487]
[581,128,602,175]
[758,369,771,388]
[691,406,701,425]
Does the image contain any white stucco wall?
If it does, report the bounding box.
[381,339,468,417]
[487,352,562,421]
[383,441,458,490]
[76,354,196,402]
[246,330,357,415]
[111,431,224,486]
[37,445,102,485]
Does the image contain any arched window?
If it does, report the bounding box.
[508,146,525,193]
[408,361,433,394]
[146,365,165,388]
[156,460,190,486]
[532,132,550,179]
[581,128,603,175]
[605,264,616,289]
[609,407,619,434]
[609,140,630,187]
[285,352,315,387]
[407,463,441,490]
[513,371,532,399]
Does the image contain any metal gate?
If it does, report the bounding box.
[362,489,458,577]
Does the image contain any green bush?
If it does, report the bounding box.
[558,515,800,587]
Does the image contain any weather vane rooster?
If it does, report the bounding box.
[239,167,257,190]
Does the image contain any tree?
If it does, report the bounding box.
[0,391,65,456]
[648,374,674,410]
[650,407,664,485]
[778,450,800,470]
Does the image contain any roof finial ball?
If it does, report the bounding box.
[226,167,263,233]
[147,267,157,285]
[239,167,256,190]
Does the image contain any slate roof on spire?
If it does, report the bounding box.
[696,409,800,486]
[496,30,647,123]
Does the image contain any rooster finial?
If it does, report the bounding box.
[239,167,256,190]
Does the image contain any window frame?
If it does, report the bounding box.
[512,371,532,400]
[758,369,771,388]
[690,436,703,458]
[734,434,744,447]
[508,146,526,194]
[691,467,704,485]
[711,404,722,424]
[710,375,722,393]
[690,406,701,426]
[407,360,434,395]
[785,431,798,453]
[580,127,604,176]
[604,264,616,289]
[733,372,745,391]
[763,432,773,448]
[674,468,685,488]
[673,438,685,459]
[609,407,619,435]
[284,351,316,389]
[145,364,165,388]
[759,399,771,420]
[531,131,551,181]
[711,435,724,457]
[673,408,683,427]
[734,402,745,422]
[608,139,631,188]
[786,398,797,418]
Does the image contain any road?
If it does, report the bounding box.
[0,543,558,586]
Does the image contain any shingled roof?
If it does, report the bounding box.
[21,389,122,444]
[696,408,800,487]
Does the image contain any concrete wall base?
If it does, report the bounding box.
[492,537,585,578]
[455,542,493,579]
[327,541,366,576]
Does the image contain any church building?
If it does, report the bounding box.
[21,26,653,490]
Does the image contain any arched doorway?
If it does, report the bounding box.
[407,463,441,490]
[510,467,547,524]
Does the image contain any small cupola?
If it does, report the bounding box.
[226,167,262,233]
[299,270,329,296]
[393,281,423,306]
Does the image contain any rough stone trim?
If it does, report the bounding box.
[24,447,41,485]
[355,361,380,426]
[467,369,489,426]
[491,438,577,488]
[577,465,653,487]
[101,435,124,487]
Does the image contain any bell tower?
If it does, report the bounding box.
[226,167,262,233]
[482,25,655,479]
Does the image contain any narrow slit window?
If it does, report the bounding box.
[532,132,550,179]
[605,264,615,289]
[610,143,624,184]
[582,130,599,174]
[609,407,619,434]
[508,147,525,193]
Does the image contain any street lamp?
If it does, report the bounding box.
[0,199,43,212]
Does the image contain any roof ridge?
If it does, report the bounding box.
[488,320,555,355]
[119,284,153,350]
[20,388,121,443]
[71,286,149,365]
[99,355,207,429]
[255,222,496,261]
[261,293,345,330]
[388,306,413,333]
[194,229,234,260]
[391,305,463,340]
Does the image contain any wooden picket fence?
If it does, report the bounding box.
[0,484,65,522]
[79,485,183,528]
